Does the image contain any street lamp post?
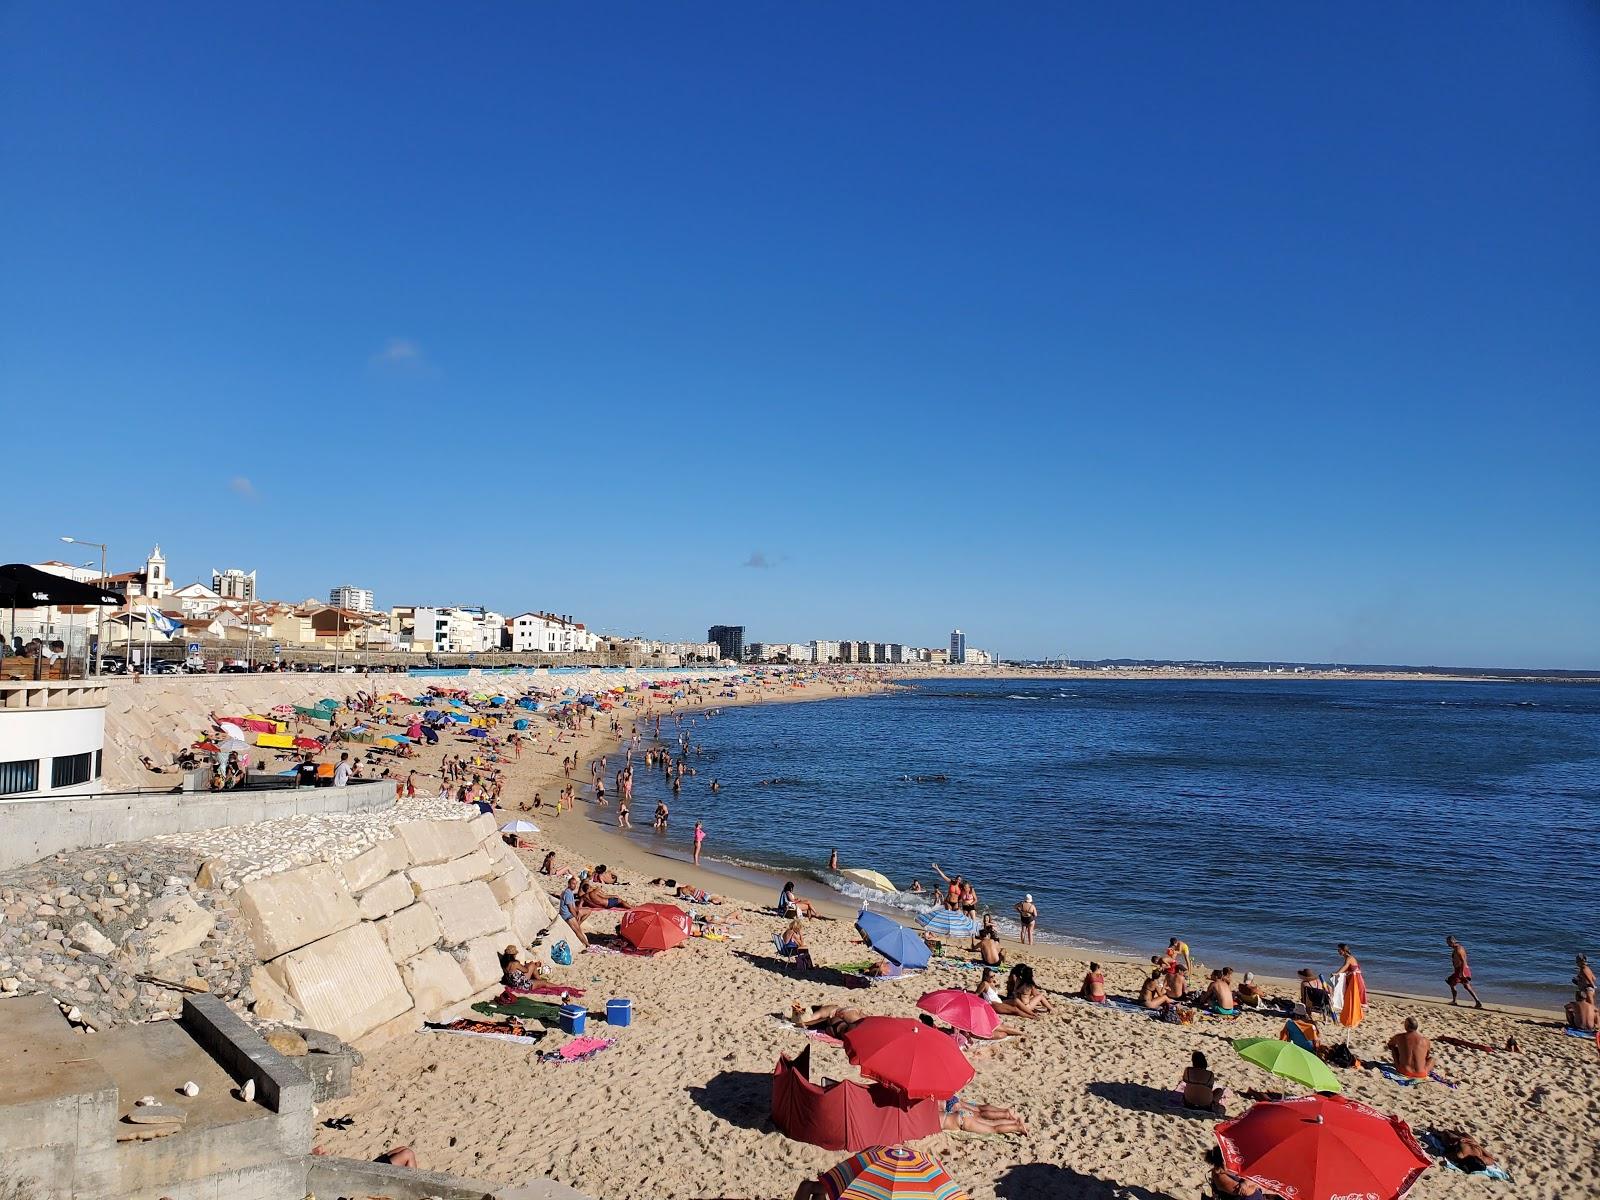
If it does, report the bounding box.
[60,536,108,676]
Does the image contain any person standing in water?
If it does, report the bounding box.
[828,848,839,872]
[1015,894,1038,944]
[1445,936,1482,1008]
[693,820,705,865]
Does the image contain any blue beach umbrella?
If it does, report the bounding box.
[467,727,489,738]
[855,909,931,969]
[917,908,978,937]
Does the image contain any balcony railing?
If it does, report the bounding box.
[0,678,110,711]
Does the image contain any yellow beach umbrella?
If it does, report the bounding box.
[840,868,897,893]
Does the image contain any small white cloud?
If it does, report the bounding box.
[229,476,258,501]
[742,550,774,569]
[369,338,431,373]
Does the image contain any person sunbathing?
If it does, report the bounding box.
[1386,1017,1434,1079]
[539,852,557,875]
[591,864,620,884]
[778,920,815,970]
[790,1002,868,1038]
[1434,1129,1498,1173]
[1180,1050,1229,1115]
[579,879,629,912]
[653,879,725,904]
[1566,986,1598,1032]
[940,1097,1028,1134]
[1001,963,1052,1016]
[1205,1147,1281,1198]
[1140,967,1171,1011]
[1079,963,1107,1003]
[778,881,817,918]
[1236,973,1268,1008]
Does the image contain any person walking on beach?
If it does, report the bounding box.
[1015,894,1037,944]
[693,820,705,865]
[1445,936,1482,1008]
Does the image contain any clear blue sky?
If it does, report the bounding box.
[4,4,1597,668]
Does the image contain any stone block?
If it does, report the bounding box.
[452,849,495,882]
[134,893,216,964]
[374,902,440,962]
[355,873,413,921]
[455,935,506,992]
[341,837,411,893]
[400,948,473,1014]
[506,888,555,948]
[352,1004,420,1053]
[69,920,115,956]
[486,838,520,878]
[489,864,530,905]
[266,923,411,1043]
[422,881,507,946]
[249,967,303,1024]
[394,818,478,866]
[237,863,360,960]
[468,811,499,842]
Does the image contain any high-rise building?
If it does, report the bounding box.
[212,567,257,601]
[708,625,745,662]
[328,585,375,612]
[950,628,966,665]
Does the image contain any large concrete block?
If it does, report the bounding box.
[455,936,506,992]
[355,873,414,921]
[374,902,441,962]
[468,811,499,843]
[453,848,495,882]
[489,864,530,905]
[136,893,216,963]
[506,888,555,947]
[486,838,520,878]
[266,923,411,1043]
[422,881,507,946]
[352,1005,421,1054]
[401,948,473,1014]
[394,818,478,866]
[341,837,411,893]
[405,848,494,893]
[238,863,360,960]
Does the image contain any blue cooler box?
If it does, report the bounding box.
[559,1004,587,1035]
[606,998,632,1027]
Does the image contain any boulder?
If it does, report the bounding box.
[467,811,500,843]
[355,873,413,922]
[400,948,473,1014]
[340,838,412,893]
[68,921,115,957]
[455,936,506,992]
[406,849,494,893]
[374,903,440,962]
[265,923,411,1043]
[264,1029,308,1057]
[237,863,360,960]
[134,894,215,964]
[422,881,507,946]
[249,966,303,1024]
[394,818,478,867]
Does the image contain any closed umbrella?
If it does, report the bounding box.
[617,907,687,951]
[855,909,930,969]
[916,989,999,1038]
[916,908,978,938]
[815,1145,970,1200]
[841,1017,973,1100]
[1233,1037,1343,1093]
[1216,1094,1430,1200]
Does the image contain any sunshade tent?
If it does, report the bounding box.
[1233,1037,1343,1093]
[855,909,930,969]
[841,1016,973,1100]
[0,564,122,610]
[917,909,978,937]
[770,1047,941,1152]
[916,989,1000,1038]
[1216,1094,1430,1200]
[815,1144,970,1200]
[618,907,687,952]
[839,868,896,893]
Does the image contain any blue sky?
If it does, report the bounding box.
[4,4,1597,667]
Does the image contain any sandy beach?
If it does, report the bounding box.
[310,676,1600,1200]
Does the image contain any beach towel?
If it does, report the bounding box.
[768,1015,844,1046]
[1067,995,1150,1016]
[1562,1027,1597,1039]
[473,998,563,1023]
[1419,1132,1514,1182]
[508,984,584,999]
[1369,1061,1457,1089]
[426,1023,545,1047]
[538,1035,617,1065]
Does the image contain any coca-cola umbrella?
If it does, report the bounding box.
[841,1016,973,1100]
[618,906,688,952]
[1216,1094,1431,1200]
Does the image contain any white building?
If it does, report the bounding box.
[0,678,108,799]
[509,612,597,655]
[328,585,374,613]
[168,582,223,615]
[211,568,257,601]
[104,546,171,603]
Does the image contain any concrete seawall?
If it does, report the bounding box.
[0,778,398,872]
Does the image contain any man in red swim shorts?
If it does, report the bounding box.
[1445,935,1482,1008]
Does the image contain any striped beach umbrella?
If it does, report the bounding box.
[915,908,978,937]
[818,1145,970,1200]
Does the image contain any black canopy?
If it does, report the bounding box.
[0,563,123,608]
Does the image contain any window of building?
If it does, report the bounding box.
[52,752,93,789]
[95,749,103,779]
[0,759,40,796]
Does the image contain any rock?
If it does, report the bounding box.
[36,905,58,917]
[68,922,116,957]
[195,858,227,890]
[264,1029,308,1057]
[126,1104,186,1125]
[248,967,303,1024]
[181,976,210,994]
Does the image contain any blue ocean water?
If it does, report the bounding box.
[610,678,1600,1008]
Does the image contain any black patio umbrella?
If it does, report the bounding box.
[1,563,123,655]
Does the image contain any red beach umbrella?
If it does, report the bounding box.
[916,989,1000,1038]
[618,907,688,952]
[632,902,692,936]
[841,1016,974,1100]
[292,736,323,750]
[1216,1094,1431,1200]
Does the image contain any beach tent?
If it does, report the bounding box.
[770,1047,941,1152]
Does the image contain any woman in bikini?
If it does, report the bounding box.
[791,1003,869,1039]
[1204,1148,1281,1198]
[1080,962,1107,1003]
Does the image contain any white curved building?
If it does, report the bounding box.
[0,679,108,798]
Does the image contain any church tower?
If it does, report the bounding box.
[144,545,168,600]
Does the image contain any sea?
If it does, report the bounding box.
[599,677,1600,1010]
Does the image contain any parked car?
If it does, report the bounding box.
[147,660,180,674]
[219,663,248,674]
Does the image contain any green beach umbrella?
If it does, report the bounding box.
[1232,1037,1343,1094]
